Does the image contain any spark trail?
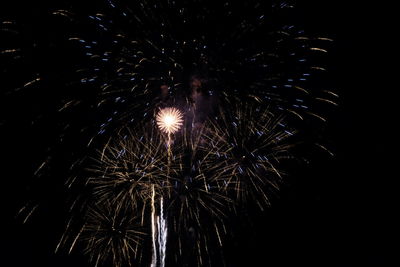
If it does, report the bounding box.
[151,185,158,267]
[150,193,168,267]
[157,197,168,267]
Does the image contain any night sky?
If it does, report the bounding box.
[0,1,395,266]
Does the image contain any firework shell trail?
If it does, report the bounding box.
[157,197,168,267]
[151,185,158,267]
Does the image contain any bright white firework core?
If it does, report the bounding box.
[156,107,183,135]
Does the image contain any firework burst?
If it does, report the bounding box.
[1,0,336,266]
[85,127,172,211]
[74,203,146,267]
[165,126,234,265]
[156,107,183,136]
[58,125,179,266]
[200,103,296,209]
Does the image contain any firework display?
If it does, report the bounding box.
[0,0,336,266]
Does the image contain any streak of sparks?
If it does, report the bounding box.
[151,185,157,267]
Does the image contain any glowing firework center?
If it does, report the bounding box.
[156,107,183,135]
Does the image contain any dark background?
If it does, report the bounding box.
[0,1,395,266]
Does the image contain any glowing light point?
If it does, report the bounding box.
[156,107,183,135]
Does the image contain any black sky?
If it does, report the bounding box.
[0,1,395,266]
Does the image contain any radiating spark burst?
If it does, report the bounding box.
[84,126,175,212]
[200,103,296,210]
[156,107,183,136]
[55,109,296,267]
[74,203,146,267]
[58,125,180,266]
[163,126,234,266]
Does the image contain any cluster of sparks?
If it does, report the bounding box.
[156,107,183,136]
[0,0,337,266]
[55,105,295,266]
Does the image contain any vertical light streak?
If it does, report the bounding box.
[158,197,168,267]
[151,185,158,267]
[153,107,181,266]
